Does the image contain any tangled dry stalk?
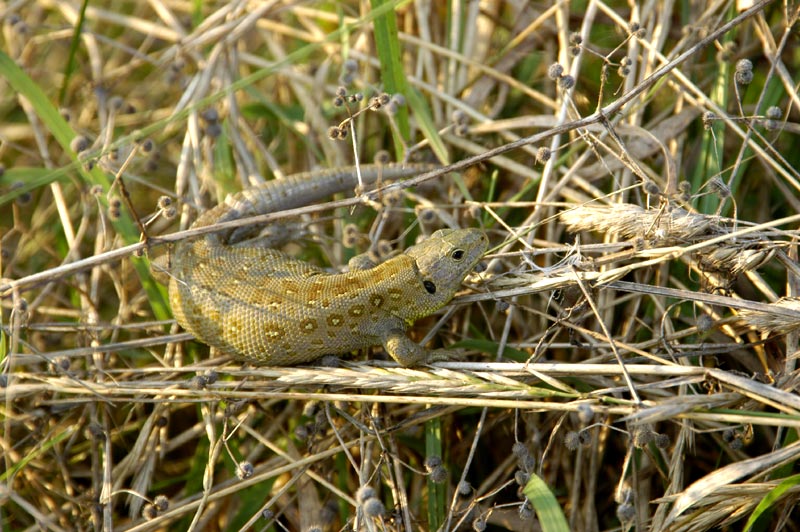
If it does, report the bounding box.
[1,1,799,531]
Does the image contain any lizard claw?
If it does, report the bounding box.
[425,347,469,363]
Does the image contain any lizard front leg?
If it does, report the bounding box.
[381,328,431,366]
[381,328,462,366]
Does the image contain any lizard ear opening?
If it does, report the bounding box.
[423,280,436,294]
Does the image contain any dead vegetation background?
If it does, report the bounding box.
[1,1,800,531]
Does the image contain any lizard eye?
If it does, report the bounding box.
[451,249,465,260]
[423,280,436,294]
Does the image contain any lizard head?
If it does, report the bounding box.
[404,228,488,315]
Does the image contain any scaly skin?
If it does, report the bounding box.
[168,164,488,366]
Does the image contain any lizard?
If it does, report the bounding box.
[167,164,488,366]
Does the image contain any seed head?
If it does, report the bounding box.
[153,495,169,512]
[696,314,714,332]
[391,93,406,107]
[616,502,636,523]
[518,500,533,520]
[702,111,716,130]
[343,58,358,72]
[366,152,388,168]
[201,108,219,123]
[205,122,222,138]
[654,432,671,449]
[765,106,781,120]
[512,441,528,458]
[564,431,580,451]
[643,181,661,196]
[452,109,468,125]
[424,455,443,471]
[236,461,254,480]
[633,428,654,448]
[734,59,754,85]
[362,497,385,517]
[577,403,594,424]
[429,465,448,483]
[558,75,575,90]
[70,135,90,153]
[142,504,158,520]
[327,126,343,140]
[547,63,564,80]
[139,138,155,154]
[356,485,377,504]
[536,146,551,163]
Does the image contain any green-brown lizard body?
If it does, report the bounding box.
[168,165,487,366]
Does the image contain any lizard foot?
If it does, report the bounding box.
[383,328,471,366]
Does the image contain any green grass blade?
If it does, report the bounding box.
[0,426,76,482]
[522,473,571,532]
[369,0,448,163]
[58,0,90,104]
[425,417,445,531]
[0,50,171,320]
[744,473,800,531]
[370,0,410,148]
[405,86,449,163]
[0,50,94,180]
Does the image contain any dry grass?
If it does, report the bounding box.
[2,1,800,531]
